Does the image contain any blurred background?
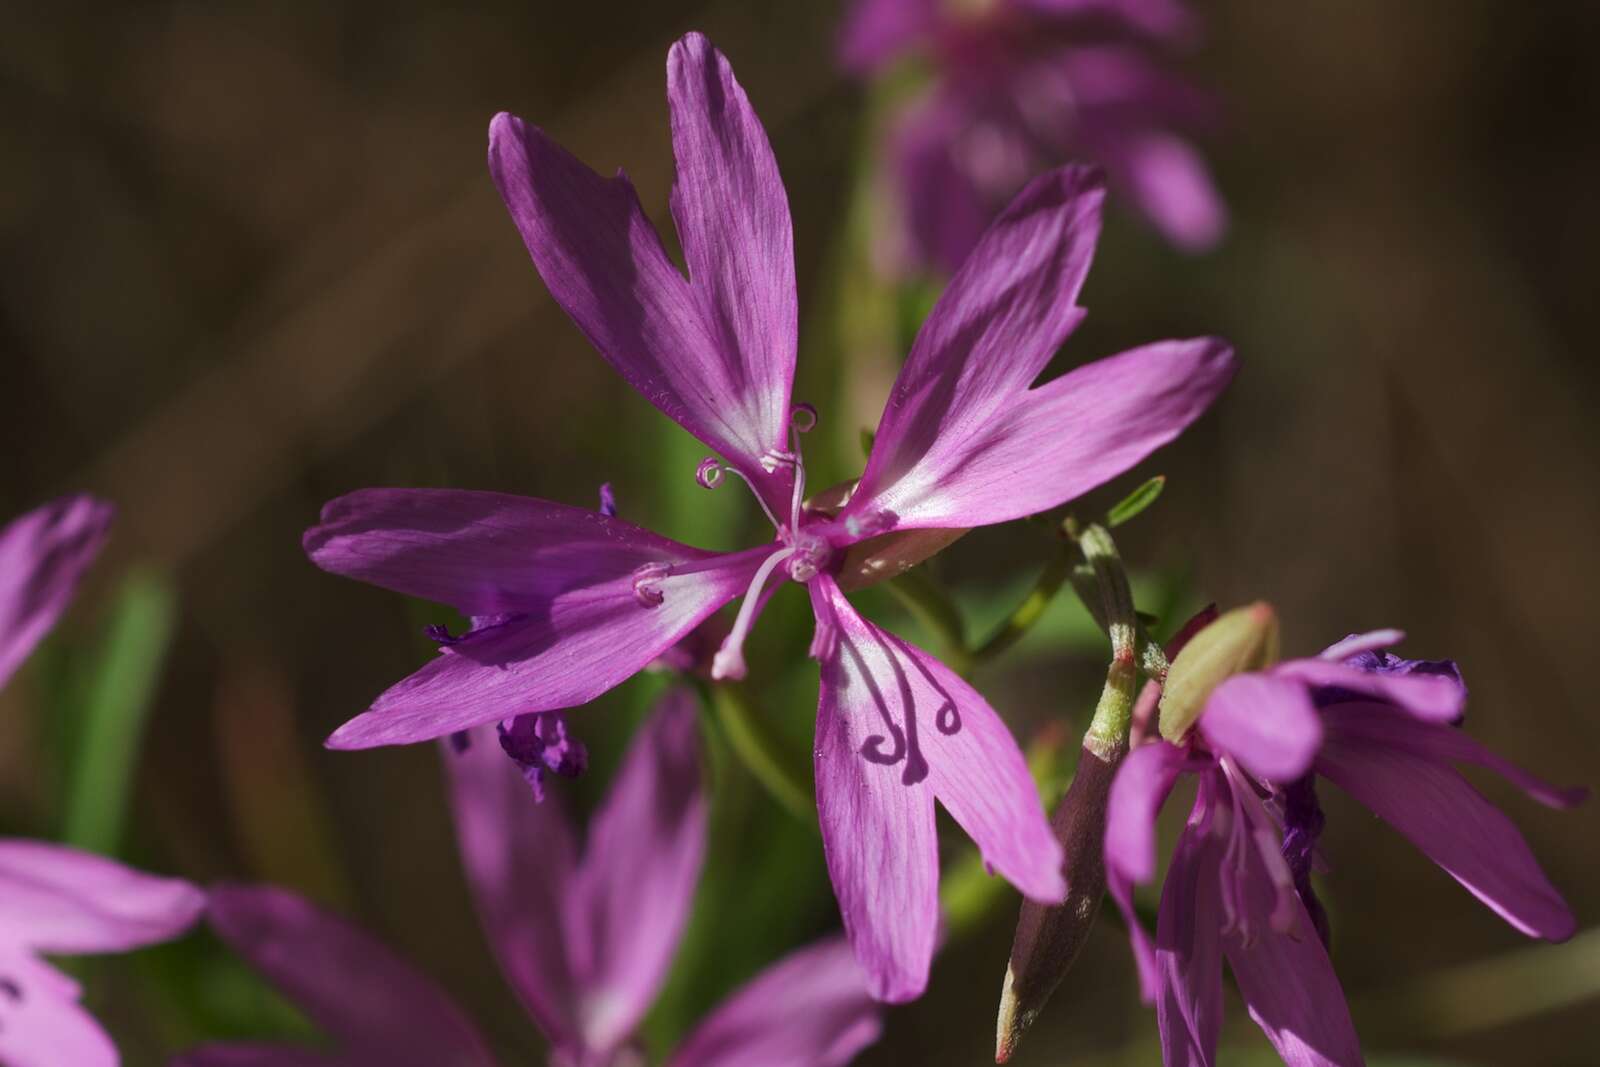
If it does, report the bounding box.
[2,1,1597,1064]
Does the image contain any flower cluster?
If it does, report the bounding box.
[0,6,1584,1067]
[0,498,203,1065]
[840,0,1226,274]
[1105,607,1583,1065]
[177,690,882,1067]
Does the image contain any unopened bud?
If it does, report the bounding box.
[996,742,1121,1063]
[1158,601,1279,743]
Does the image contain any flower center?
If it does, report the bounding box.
[700,404,836,681]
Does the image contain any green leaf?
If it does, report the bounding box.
[1106,475,1166,528]
[61,569,177,854]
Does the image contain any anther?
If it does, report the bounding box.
[631,562,670,607]
[759,447,797,474]
[790,402,818,433]
[695,457,724,489]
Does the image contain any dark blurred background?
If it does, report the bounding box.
[2,2,1597,1064]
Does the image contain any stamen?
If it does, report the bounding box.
[631,562,670,607]
[695,457,723,489]
[1222,757,1302,939]
[696,457,786,533]
[783,420,813,532]
[1319,629,1404,661]
[790,402,818,433]
[711,546,796,680]
[785,530,833,583]
[759,447,796,474]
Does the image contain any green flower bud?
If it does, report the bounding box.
[1158,601,1279,743]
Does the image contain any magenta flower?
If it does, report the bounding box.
[841,0,1226,274]
[1105,617,1582,1067]
[0,843,203,1067]
[0,494,114,691]
[178,689,883,1067]
[0,495,205,1064]
[303,31,1235,999]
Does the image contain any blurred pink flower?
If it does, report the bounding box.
[0,494,113,691]
[0,844,203,1067]
[841,0,1226,274]
[176,689,882,1067]
[0,496,205,1065]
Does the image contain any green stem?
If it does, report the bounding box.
[705,682,815,827]
[1074,523,1136,663]
[1083,659,1137,762]
[972,552,1072,666]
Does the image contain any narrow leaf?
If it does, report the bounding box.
[1106,475,1166,528]
[62,569,177,853]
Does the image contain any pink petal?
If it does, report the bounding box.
[1316,630,1405,661]
[488,111,791,508]
[1107,131,1227,253]
[1320,702,1587,811]
[0,841,201,954]
[306,491,766,748]
[1104,741,1191,886]
[887,89,994,277]
[667,33,797,480]
[1273,657,1465,723]
[1222,828,1364,1067]
[205,885,494,1065]
[664,936,883,1067]
[809,577,1062,1002]
[1105,865,1158,1005]
[305,489,726,617]
[1154,800,1224,1067]
[0,955,117,1067]
[566,687,707,1054]
[845,166,1102,529]
[0,495,113,691]
[442,726,580,1048]
[1198,674,1322,783]
[1104,741,1191,1001]
[846,179,1236,530]
[1317,718,1577,941]
[837,0,936,73]
[1012,0,1199,42]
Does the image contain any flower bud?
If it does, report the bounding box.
[996,742,1120,1063]
[1158,601,1279,743]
